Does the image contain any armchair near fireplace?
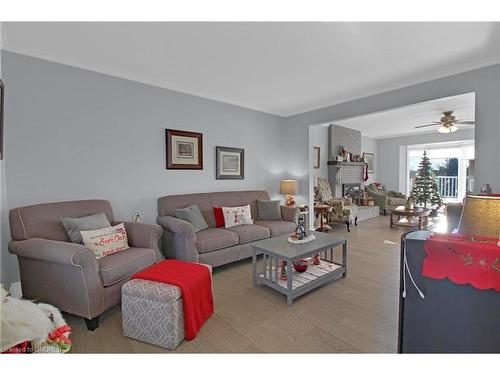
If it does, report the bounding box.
[316,177,358,231]
[366,183,406,215]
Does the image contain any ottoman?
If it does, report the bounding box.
[122,279,184,350]
[121,264,212,350]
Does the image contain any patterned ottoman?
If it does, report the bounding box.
[121,264,212,350]
[122,279,184,350]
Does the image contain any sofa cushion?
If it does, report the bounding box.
[254,220,296,237]
[195,228,238,254]
[98,247,156,286]
[61,212,111,244]
[227,224,270,244]
[174,204,209,232]
[257,200,281,220]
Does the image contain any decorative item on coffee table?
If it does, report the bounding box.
[252,232,348,306]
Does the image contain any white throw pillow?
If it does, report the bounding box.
[80,223,129,259]
[222,205,253,228]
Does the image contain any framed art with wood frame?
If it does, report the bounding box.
[166,129,203,169]
[313,146,320,169]
[0,79,4,160]
[216,146,244,179]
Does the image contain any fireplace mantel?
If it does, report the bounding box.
[327,161,366,167]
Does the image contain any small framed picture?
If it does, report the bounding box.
[216,146,244,180]
[363,152,375,174]
[313,146,320,169]
[166,129,203,169]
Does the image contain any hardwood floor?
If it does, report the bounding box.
[66,215,429,353]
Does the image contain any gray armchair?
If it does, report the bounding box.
[8,199,162,330]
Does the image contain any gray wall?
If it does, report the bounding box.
[1,52,286,285]
[282,64,500,208]
[311,125,329,183]
[377,129,474,192]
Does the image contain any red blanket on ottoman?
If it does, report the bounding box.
[132,260,213,340]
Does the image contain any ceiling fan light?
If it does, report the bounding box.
[438,125,450,133]
[448,124,458,133]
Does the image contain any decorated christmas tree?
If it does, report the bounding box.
[410,151,443,208]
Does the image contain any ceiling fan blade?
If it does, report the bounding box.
[455,120,475,125]
[414,122,441,129]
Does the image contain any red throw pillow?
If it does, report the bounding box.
[213,207,225,228]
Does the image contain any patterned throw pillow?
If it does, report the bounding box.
[80,223,129,259]
[222,205,253,228]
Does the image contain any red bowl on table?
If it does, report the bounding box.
[293,259,308,273]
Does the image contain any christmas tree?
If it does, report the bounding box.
[410,151,443,208]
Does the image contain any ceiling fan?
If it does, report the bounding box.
[414,111,475,134]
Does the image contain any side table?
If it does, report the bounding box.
[314,204,332,232]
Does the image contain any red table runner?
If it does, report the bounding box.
[423,234,500,292]
[132,260,214,340]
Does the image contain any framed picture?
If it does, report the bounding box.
[0,79,4,160]
[313,146,320,169]
[216,146,244,179]
[166,129,203,169]
[363,152,375,174]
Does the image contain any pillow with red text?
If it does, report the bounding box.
[222,205,253,228]
[80,223,129,259]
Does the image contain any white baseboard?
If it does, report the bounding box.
[9,281,22,298]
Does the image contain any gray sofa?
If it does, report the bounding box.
[157,190,299,267]
[8,199,163,330]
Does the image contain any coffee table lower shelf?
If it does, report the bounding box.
[257,260,345,303]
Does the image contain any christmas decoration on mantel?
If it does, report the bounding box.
[410,151,443,209]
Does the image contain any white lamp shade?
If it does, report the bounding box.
[438,124,458,133]
[280,179,298,195]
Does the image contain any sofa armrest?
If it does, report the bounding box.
[281,206,300,224]
[156,216,199,262]
[9,238,98,269]
[156,216,196,240]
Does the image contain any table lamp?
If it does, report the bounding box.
[458,195,500,238]
[280,179,298,207]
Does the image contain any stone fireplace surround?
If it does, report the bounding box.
[327,124,366,198]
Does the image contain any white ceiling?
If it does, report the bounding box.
[1,22,499,116]
[334,92,475,139]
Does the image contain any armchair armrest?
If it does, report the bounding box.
[368,189,387,197]
[113,221,163,261]
[9,238,98,269]
[121,221,163,248]
[388,191,406,199]
[9,238,104,319]
[156,216,196,240]
[281,206,300,224]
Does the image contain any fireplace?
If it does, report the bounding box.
[343,183,362,199]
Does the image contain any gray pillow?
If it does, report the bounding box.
[257,200,282,220]
[174,204,209,232]
[61,212,111,244]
